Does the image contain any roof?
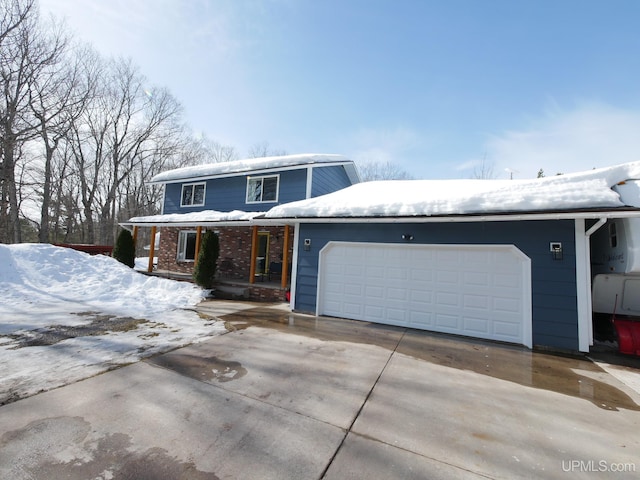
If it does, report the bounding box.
[149,153,358,184]
[123,161,640,228]
[123,210,264,228]
[263,161,640,220]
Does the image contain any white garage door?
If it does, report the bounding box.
[317,242,532,348]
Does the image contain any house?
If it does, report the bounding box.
[122,154,360,301]
[260,161,640,353]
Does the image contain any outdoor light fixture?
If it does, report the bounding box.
[550,242,563,260]
[402,234,414,241]
[303,238,311,251]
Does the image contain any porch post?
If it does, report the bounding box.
[148,226,157,273]
[249,225,258,284]
[132,226,138,248]
[194,226,203,265]
[281,224,290,288]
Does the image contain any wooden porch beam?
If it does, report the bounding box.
[249,225,258,284]
[194,226,203,265]
[281,224,290,288]
[148,226,157,273]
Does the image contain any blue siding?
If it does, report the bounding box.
[163,169,310,214]
[295,220,579,351]
[311,166,352,197]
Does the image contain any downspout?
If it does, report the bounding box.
[576,217,607,351]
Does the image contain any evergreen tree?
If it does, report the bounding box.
[113,228,136,268]
[193,230,219,288]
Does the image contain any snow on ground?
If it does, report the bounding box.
[265,161,640,218]
[0,243,227,404]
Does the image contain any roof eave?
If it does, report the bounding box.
[257,207,640,225]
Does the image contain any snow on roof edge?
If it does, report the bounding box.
[263,161,640,219]
[150,153,352,184]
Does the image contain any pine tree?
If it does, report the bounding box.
[193,230,219,288]
[113,229,136,268]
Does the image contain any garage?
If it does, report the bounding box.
[317,242,532,348]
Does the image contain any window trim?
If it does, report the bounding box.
[177,230,198,262]
[246,174,280,204]
[180,182,206,207]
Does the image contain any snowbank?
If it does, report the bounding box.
[0,244,203,327]
[264,161,640,218]
[0,244,227,403]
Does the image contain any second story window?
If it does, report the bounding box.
[246,175,279,203]
[181,183,206,207]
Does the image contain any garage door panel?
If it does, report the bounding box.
[464,271,491,286]
[436,270,460,284]
[318,242,532,347]
[463,316,490,335]
[436,291,461,307]
[464,294,489,309]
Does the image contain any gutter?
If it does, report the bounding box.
[256,209,640,225]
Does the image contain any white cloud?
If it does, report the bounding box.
[479,103,640,179]
[346,126,428,169]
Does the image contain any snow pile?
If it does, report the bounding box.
[150,153,349,184]
[0,244,227,403]
[0,243,203,323]
[128,209,264,224]
[265,161,640,218]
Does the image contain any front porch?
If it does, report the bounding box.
[126,220,293,304]
[143,269,288,302]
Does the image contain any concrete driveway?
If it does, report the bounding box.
[0,301,639,479]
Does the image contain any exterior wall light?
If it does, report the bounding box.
[550,242,563,260]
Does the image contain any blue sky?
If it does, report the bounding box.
[39,0,640,179]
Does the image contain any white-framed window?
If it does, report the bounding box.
[246,175,279,203]
[177,230,198,261]
[181,183,206,207]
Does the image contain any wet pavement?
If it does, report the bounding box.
[0,300,639,479]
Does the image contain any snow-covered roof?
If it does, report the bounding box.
[126,210,263,226]
[150,153,355,184]
[263,161,640,219]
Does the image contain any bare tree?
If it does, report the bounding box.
[0,0,66,243]
[204,138,238,163]
[30,42,99,242]
[472,155,496,179]
[69,57,184,244]
[247,141,287,158]
[358,160,414,181]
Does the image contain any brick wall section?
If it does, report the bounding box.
[157,225,294,282]
[248,285,288,302]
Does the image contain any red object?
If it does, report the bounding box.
[55,243,113,256]
[613,318,640,356]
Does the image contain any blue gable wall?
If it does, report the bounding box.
[312,166,353,197]
[295,220,579,351]
[163,168,309,214]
